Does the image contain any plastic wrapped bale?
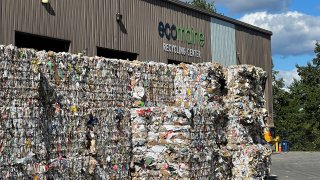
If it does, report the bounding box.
[0,46,43,179]
[131,107,192,179]
[130,61,176,108]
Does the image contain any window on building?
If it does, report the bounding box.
[167,59,190,65]
[97,47,138,61]
[15,31,70,52]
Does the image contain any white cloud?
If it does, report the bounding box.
[276,68,300,88]
[239,11,320,56]
[214,0,290,14]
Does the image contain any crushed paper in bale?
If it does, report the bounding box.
[0,45,271,179]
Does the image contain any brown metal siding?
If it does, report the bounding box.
[235,26,273,121]
[120,0,211,63]
[0,0,211,63]
[0,3,3,44]
[1,0,120,56]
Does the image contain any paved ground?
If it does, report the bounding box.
[270,152,320,180]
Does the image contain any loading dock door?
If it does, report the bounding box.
[97,47,138,61]
[15,31,70,52]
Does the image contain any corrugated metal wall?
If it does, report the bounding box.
[0,3,3,44]
[235,26,273,122]
[210,17,237,66]
[0,0,119,56]
[0,0,211,63]
[120,0,211,63]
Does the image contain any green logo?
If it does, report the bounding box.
[158,21,205,47]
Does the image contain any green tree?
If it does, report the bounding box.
[274,42,320,151]
[187,0,217,13]
[272,62,290,141]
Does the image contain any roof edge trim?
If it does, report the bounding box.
[162,0,273,36]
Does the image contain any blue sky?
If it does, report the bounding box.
[184,0,320,86]
[216,0,320,86]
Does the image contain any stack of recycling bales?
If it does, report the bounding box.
[34,51,90,179]
[0,46,134,178]
[129,61,186,178]
[174,63,232,179]
[0,44,272,179]
[224,65,272,179]
[86,57,133,178]
[130,62,235,179]
[36,54,133,178]
[36,51,92,178]
[0,46,45,178]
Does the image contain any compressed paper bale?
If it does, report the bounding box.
[223,65,271,179]
[33,52,87,178]
[36,52,132,178]
[87,57,132,108]
[196,63,226,104]
[0,46,44,178]
[189,103,227,179]
[2,46,160,178]
[36,53,89,178]
[173,63,227,179]
[174,63,225,111]
[91,108,132,179]
[130,61,176,107]
[174,63,198,109]
[131,107,192,179]
[224,66,269,145]
[231,144,272,179]
[131,104,226,179]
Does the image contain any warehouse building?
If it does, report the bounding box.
[0,0,273,124]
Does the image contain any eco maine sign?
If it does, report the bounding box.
[158,21,204,58]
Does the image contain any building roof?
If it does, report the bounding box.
[162,0,273,36]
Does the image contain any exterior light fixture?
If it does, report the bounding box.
[41,0,49,3]
[116,13,122,22]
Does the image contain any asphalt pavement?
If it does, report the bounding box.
[270,151,320,180]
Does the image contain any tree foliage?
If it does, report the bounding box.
[187,0,217,13]
[274,42,320,151]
